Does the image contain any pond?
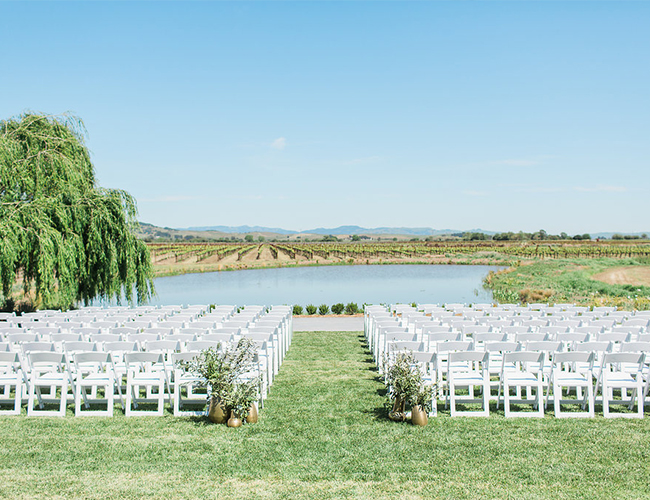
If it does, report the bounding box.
[141,264,502,307]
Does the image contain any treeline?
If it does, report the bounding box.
[461,230,647,242]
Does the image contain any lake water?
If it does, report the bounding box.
[143,265,501,307]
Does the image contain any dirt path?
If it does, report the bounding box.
[592,266,650,286]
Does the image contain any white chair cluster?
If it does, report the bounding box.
[366,303,650,418]
[0,304,292,417]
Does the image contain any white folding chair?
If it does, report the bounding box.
[435,340,473,405]
[171,351,207,416]
[448,351,490,417]
[411,351,437,416]
[73,352,115,417]
[596,352,645,419]
[0,352,23,415]
[124,352,167,416]
[546,351,595,418]
[483,341,519,401]
[498,351,545,418]
[26,352,68,417]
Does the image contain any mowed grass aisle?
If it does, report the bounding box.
[1,332,649,499]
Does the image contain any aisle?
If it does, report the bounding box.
[263,331,385,425]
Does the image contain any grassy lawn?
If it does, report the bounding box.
[485,258,650,309]
[1,331,649,499]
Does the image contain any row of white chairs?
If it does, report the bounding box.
[0,304,282,332]
[367,304,650,418]
[0,349,265,417]
[0,305,293,417]
[366,304,648,363]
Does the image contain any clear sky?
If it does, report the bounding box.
[1,1,648,234]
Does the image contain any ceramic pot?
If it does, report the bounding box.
[246,402,258,424]
[208,397,228,424]
[227,415,243,428]
[411,405,428,426]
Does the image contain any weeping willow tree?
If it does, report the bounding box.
[0,113,154,310]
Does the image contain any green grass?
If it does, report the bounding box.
[484,258,650,309]
[1,332,649,499]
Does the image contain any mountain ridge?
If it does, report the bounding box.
[187,224,493,236]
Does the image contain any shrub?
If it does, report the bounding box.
[331,303,344,315]
[292,304,304,315]
[318,304,329,315]
[345,302,359,315]
[305,304,317,315]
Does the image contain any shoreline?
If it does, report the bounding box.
[152,257,516,278]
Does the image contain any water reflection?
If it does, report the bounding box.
[142,265,501,306]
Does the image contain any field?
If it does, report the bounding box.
[2,331,649,499]
[149,240,650,276]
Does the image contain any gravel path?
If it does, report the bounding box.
[293,316,364,332]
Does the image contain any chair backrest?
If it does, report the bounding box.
[525,341,562,353]
[503,351,545,368]
[144,340,181,353]
[74,351,113,371]
[164,334,197,343]
[0,351,21,370]
[556,332,589,344]
[573,341,612,354]
[601,352,645,372]
[126,333,160,344]
[242,332,274,343]
[448,350,488,365]
[142,327,174,336]
[552,351,594,366]
[597,332,630,343]
[51,333,83,343]
[574,326,603,336]
[89,333,123,344]
[421,325,453,335]
[388,341,425,352]
[200,333,234,343]
[410,351,436,365]
[516,333,549,343]
[620,342,650,353]
[484,341,519,353]
[186,340,222,352]
[7,333,39,344]
[473,332,508,344]
[103,341,139,354]
[112,327,141,336]
[384,332,418,343]
[436,341,473,354]
[124,352,164,368]
[64,341,97,355]
[427,332,462,344]
[21,342,56,354]
[171,351,202,368]
[27,351,66,371]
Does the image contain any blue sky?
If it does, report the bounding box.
[1,1,648,234]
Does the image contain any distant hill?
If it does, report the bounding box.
[185,224,495,236]
[189,225,297,235]
[139,222,649,242]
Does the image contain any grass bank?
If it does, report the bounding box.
[1,332,649,499]
[152,255,516,277]
[484,258,650,309]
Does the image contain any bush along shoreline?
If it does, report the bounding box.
[292,302,362,315]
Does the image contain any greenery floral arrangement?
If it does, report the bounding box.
[178,338,260,418]
[383,351,435,419]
